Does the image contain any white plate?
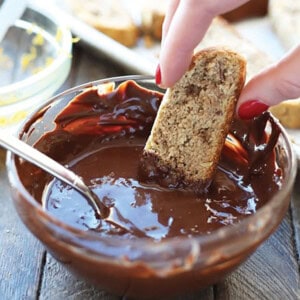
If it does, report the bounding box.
[29,1,300,165]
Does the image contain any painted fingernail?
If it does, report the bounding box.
[238,100,269,120]
[155,64,161,85]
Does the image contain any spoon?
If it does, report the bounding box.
[0,132,108,219]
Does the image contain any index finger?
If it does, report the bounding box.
[159,1,213,87]
[159,0,251,87]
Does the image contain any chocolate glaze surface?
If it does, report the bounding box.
[12,79,294,298]
[18,80,283,241]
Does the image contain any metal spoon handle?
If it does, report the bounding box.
[0,133,105,218]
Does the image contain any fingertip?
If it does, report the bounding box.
[159,52,193,88]
[155,64,162,85]
[237,100,269,120]
[236,69,275,119]
[237,46,300,119]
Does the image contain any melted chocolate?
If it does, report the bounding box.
[21,80,283,241]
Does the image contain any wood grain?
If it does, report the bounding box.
[215,215,300,300]
[0,149,45,300]
[39,255,119,300]
[39,254,214,300]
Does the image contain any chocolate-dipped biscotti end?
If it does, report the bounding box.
[140,48,246,191]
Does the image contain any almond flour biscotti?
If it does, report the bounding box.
[140,48,246,191]
[141,0,168,41]
[197,17,272,80]
[269,100,300,128]
[65,0,139,47]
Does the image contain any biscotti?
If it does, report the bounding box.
[65,0,139,47]
[141,0,168,41]
[198,17,300,129]
[269,100,300,128]
[140,48,246,191]
[197,17,272,80]
[140,0,269,40]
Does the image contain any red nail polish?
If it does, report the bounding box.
[155,64,161,85]
[238,100,269,120]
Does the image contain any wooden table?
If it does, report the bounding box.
[0,44,299,300]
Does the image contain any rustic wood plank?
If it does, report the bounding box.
[0,149,45,300]
[39,254,213,300]
[39,255,119,300]
[215,212,300,299]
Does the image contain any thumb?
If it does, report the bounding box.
[237,45,300,119]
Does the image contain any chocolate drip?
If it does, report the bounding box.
[230,112,281,183]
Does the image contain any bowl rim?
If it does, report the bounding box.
[0,3,72,97]
[6,75,298,258]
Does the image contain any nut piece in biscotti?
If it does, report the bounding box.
[140,48,246,191]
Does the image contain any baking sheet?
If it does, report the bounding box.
[42,0,158,75]
[31,0,300,164]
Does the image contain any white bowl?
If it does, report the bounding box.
[0,3,72,131]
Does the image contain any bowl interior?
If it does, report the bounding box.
[1,12,58,87]
[7,76,297,291]
[10,76,297,245]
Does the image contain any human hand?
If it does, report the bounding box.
[237,45,300,119]
[157,0,250,87]
[157,1,300,120]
